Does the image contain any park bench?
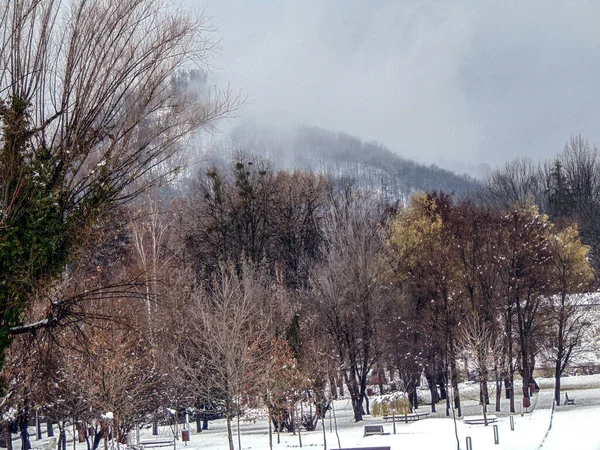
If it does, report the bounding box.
[463,415,497,424]
[383,412,430,423]
[341,448,390,450]
[140,439,174,448]
[363,425,385,437]
[565,392,576,405]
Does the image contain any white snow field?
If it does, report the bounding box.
[21,374,600,450]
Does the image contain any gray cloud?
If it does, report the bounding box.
[184,0,600,176]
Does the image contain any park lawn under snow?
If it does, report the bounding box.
[22,374,600,450]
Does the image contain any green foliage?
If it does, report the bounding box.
[0,96,115,371]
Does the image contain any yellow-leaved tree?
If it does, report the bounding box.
[547,224,595,405]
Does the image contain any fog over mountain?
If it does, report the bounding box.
[204,123,481,202]
[182,0,600,178]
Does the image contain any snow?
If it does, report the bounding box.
[132,374,599,450]
[11,375,600,450]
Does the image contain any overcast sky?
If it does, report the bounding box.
[183,0,600,176]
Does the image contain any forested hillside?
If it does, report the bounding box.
[209,124,482,203]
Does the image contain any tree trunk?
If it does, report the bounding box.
[429,386,438,413]
[6,424,13,450]
[0,424,7,448]
[35,411,42,440]
[495,369,502,412]
[377,366,386,396]
[92,429,103,450]
[343,370,362,422]
[152,417,158,436]
[554,371,561,406]
[450,358,461,417]
[58,424,66,450]
[425,372,438,412]
[479,376,488,426]
[328,371,338,400]
[19,408,31,450]
[226,414,234,450]
[438,372,447,400]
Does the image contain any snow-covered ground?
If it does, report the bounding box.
[20,374,600,450]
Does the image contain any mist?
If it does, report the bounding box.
[183,0,600,178]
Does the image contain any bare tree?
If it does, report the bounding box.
[178,264,270,450]
[458,314,502,425]
[0,0,238,366]
[546,224,595,405]
[484,157,546,210]
[310,191,389,422]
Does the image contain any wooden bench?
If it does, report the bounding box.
[341,448,390,450]
[140,439,174,448]
[565,392,576,405]
[463,415,498,424]
[363,425,385,437]
[383,412,430,423]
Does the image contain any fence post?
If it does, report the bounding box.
[493,425,499,445]
[510,416,514,431]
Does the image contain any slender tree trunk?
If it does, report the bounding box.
[479,375,488,426]
[19,407,31,450]
[438,372,447,400]
[450,358,461,417]
[321,416,326,450]
[338,370,344,397]
[268,412,272,450]
[92,429,103,450]
[555,329,565,406]
[76,423,86,443]
[0,424,7,448]
[495,369,502,412]
[35,411,42,440]
[226,413,234,450]
[445,370,451,417]
[237,407,241,450]
[554,368,561,406]
[328,371,338,400]
[59,424,66,450]
[152,416,158,436]
[506,307,515,413]
[377,366,386,396]
[6,424,13,450]
[290,405,296,435]
[426,372,438,412]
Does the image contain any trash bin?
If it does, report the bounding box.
[529,383,536,395]
[523,397,530,408]
[181,430,190,442]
